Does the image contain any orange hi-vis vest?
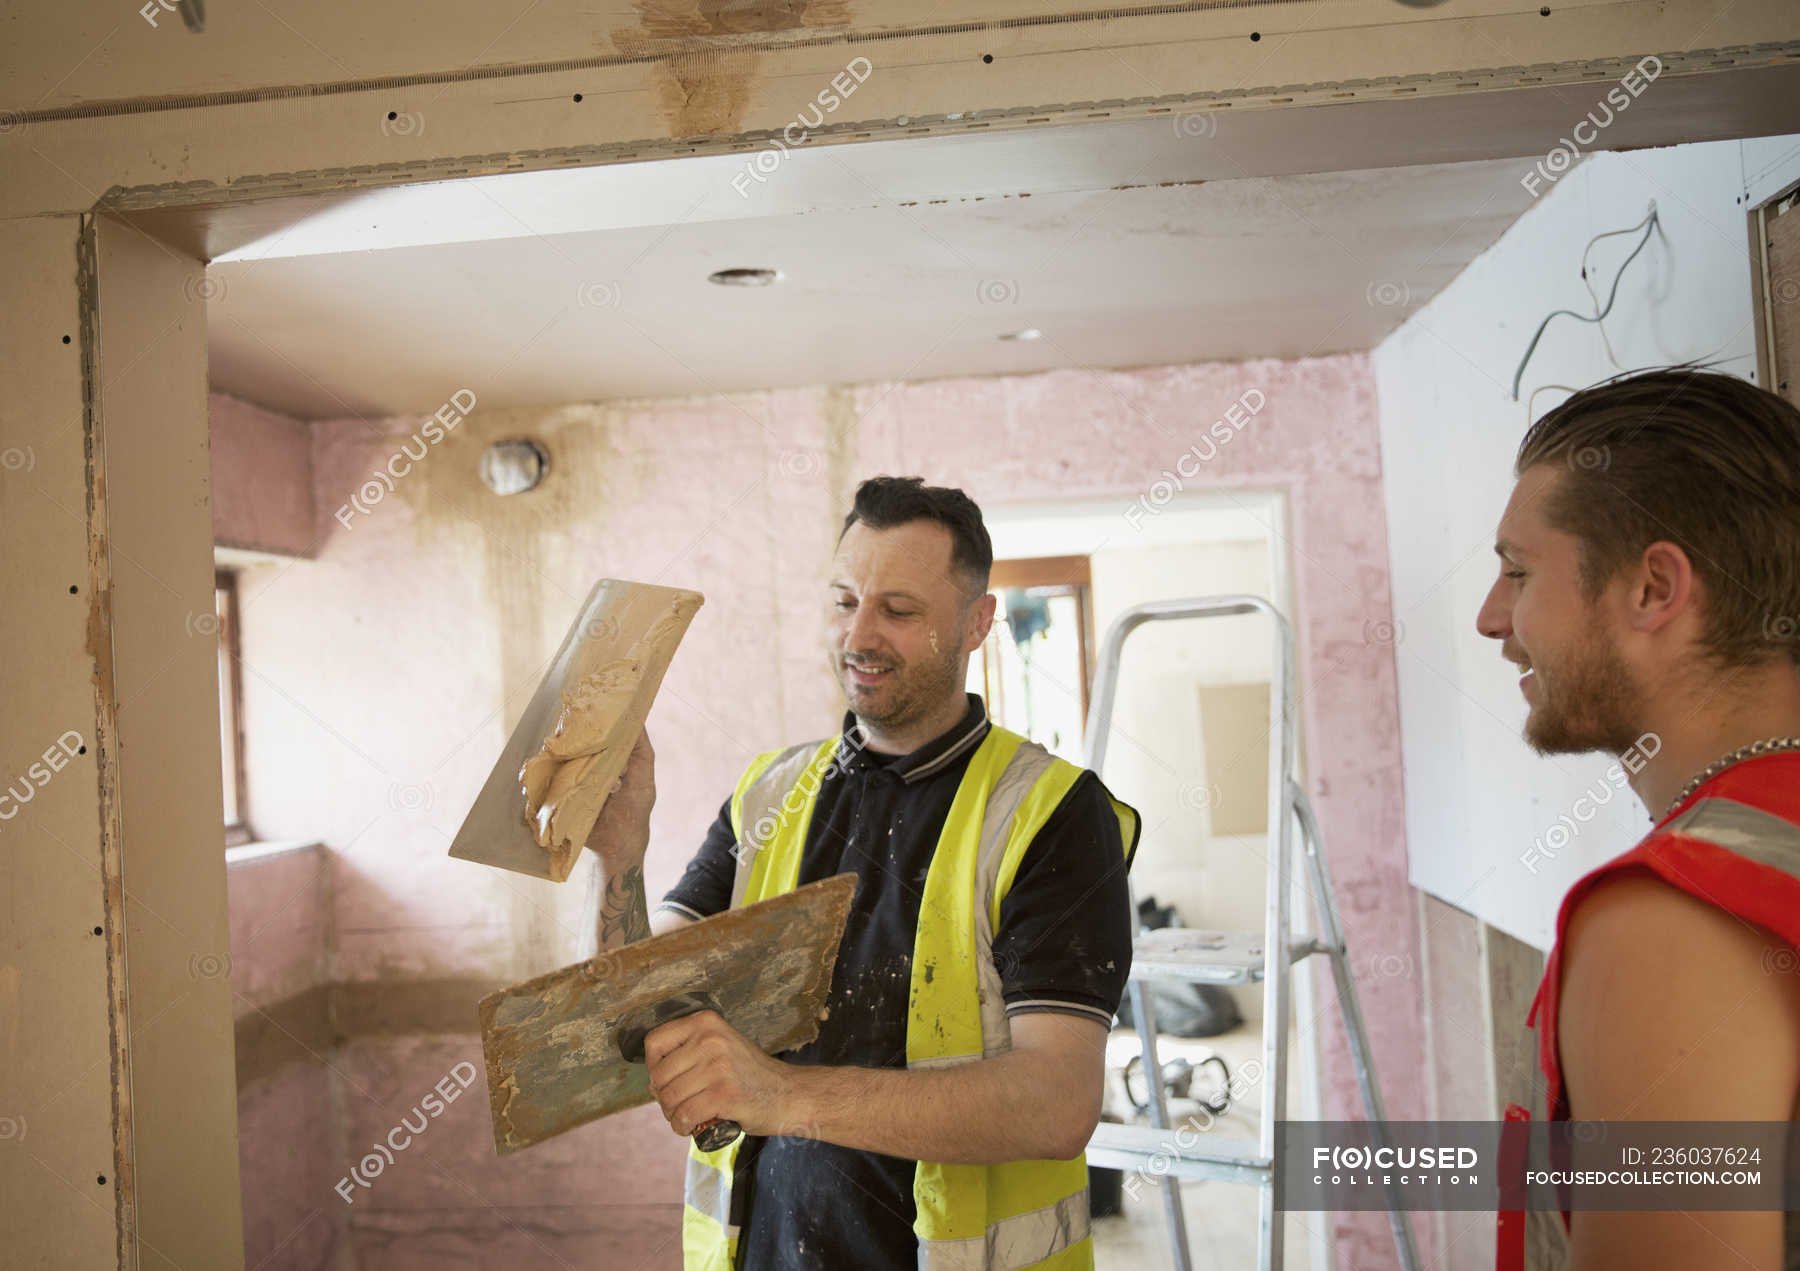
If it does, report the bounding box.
[1497,752,1800,1271]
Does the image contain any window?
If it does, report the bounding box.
[968,556,1096,765]
[216,569,251,846]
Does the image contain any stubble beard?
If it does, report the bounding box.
[1523,623,1643,757]
[838,617,967,735]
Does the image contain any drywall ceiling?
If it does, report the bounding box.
[201,114,1540,418]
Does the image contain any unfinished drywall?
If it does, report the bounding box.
[0,214,120,1271]
[0,211,248,1266]
[1374,134,1800,951]
[4,0,1795,261]
[0,211,248,1268]
[95,213,248,1270]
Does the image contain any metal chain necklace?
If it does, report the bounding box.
[1660,736,1800,822]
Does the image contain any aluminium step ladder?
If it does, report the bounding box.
[1080,595,1420,1271]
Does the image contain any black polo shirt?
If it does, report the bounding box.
[658,693,1139,1271]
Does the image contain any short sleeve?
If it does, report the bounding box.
[991,772,1138,1027]
[658,794,738,921]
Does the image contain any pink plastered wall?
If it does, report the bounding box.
[210,351,1419,1268]
[211,392,316,557]
[226,845,341,1270]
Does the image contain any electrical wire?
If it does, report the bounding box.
[1581,218,1651,372]
[1509,203,1662,401]
[1525,383,1581,430]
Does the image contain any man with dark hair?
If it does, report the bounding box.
[821,475,997,750]
[1476,368,1800,1270]
[584,474,1139,1270]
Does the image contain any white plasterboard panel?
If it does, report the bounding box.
[1375,138,1784,950]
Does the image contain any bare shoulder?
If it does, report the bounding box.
[1558,874,1800,1265]
[1559,869,1800,1121]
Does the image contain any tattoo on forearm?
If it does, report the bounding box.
[600,865,651,947]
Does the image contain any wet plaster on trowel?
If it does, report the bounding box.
[610,0,852,139]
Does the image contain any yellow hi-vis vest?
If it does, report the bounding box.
[681,723,1139,1271]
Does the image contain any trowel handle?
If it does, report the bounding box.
[617,990,744,1152]
[691,1117,742,1151]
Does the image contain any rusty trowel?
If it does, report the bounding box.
[477,872,857,1155]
